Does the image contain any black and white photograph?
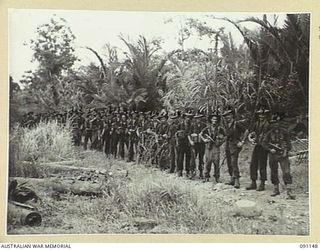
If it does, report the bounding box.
[8,9,309,235]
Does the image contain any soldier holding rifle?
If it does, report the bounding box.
[167,111,180,174]
[199,112,226,183]
[262,112,295,199]
[190,110,206,179]
[127,111,139,162]
[246,106,270,191]
[223,107,246,189]
[176,111,193,177]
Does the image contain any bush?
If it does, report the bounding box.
[9,121,75,177]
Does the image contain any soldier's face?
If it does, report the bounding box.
[211,116,218,125]
[259,114,266,121]
[225,114,233,123]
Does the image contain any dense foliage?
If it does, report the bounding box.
[10,14,309,125]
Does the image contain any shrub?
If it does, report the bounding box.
[9,121,75,177]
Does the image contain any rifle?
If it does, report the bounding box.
[268,143,284,155]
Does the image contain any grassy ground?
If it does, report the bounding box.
[7,143,309,235]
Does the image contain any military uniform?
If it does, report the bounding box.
[176,116,192,177]
[262,115,294,198]
[200,120,226,182]
[247,114,270,191]
[83,115,93,150]
[110,118,119,158]
[90,114,101,150]
[70,112,83,146]
[156,116,169,169]
[101,115,111,156]
[224,111,246,188]
[118,118,128,159]
[190,116,206,178]
[127,117,139,162]
[168,116,179,173]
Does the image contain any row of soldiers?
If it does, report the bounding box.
[22,105,303,199]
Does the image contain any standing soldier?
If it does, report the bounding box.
[262,112,295,199]
[136,111,148,163]
[101,114,111,156]
[176,112,193,177]
[127,111,139,162]
[223,107,246,189]
[156,111,170,169]
[200,113,226,183]
[97,112,104,151]
[70,110,82,146]
[83,111,93,150]
[90,110,100,150]
[168,111,179,173]
[191,111,206,179]
[110,113,119,158]
[118,113,128,160]
[246,107,270,191]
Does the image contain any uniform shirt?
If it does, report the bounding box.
[90,117,101,131]
[191,121,206,144]
[201,124,226,147]
[156,121,169,135]
[176,120,192,145]
[110,121,118,136]
[225,121,245,146]
[70,114,82,130]
[118,120,127,135]
[251,120,270,144]
[127,119,139,139]
[102,119,111,139]
[262,125,292,154]
[84,118,92,132]
[168,120,179,139]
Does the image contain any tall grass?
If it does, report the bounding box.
[9,121,75,177]
[19,121,75,162]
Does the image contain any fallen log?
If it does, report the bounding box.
[52,180,104,196]
[8,202,42,226]
[11,177,105,197]
[39,160,77,166]
[38,163,107,174]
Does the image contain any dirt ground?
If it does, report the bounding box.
[7,143,309,235]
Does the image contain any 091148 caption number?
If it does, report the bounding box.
[300,244,318,248]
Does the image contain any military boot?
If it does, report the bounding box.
[186,171,190,178]
[286,185,296,200]
[234,178,240,189]
[199,171,204,179]
[189,171,196,180]
[246,180,257,190]
[177,171,183,177]
[256,181,265,191]
[226,177,235,185]
[215,177,221,183]
[203,176,210,183]
[271,184,280,197]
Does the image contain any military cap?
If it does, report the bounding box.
[256,106,270,115]
[270,112,285,123]
[158,114,168,120]
[183,109,194,118]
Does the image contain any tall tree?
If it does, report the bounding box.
[21,16,78,111]
[9,76,22,127]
